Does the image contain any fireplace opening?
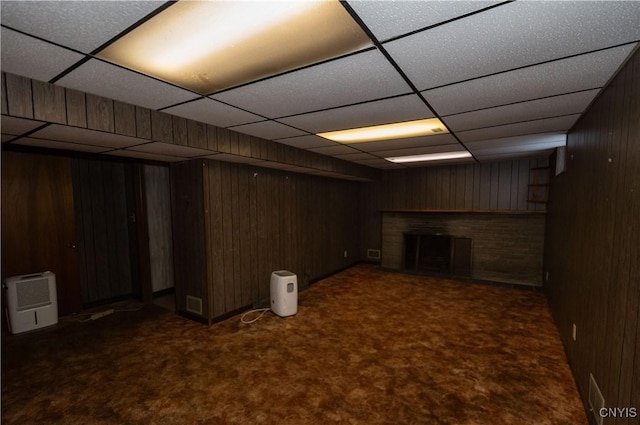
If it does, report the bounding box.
[404,233,472,277]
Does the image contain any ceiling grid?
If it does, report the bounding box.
[1,0,638,171]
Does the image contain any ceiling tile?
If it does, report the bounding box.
[333,152,380,161]
[355,133,458,153]
[1,116,46,136]
[348,1,499,42]
[373,143,466,159]
[211,49,411,118]
[31,124,148,148]
[423,44,636,116]
[278,94,433,133]
[442,90,599,132]
[386,1,640,90]
[128,142,213,158]
[308,145,362,156]
[273,135,337,149]
[163,98,263,128]
[466,133,566,158]
[457,115,580,143]
[56,59,199,110]
[0,1,166,53]
[402,157,476,168]
[475,149,555,162]
[466,133,567,150]
[229,121,308,140]
[106,150,186,163]
[1,28,85,82]
[12,137,112,154]
[353,158,404,169]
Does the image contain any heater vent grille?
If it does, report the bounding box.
[367,249,381,260]
[186,296,203,315]
[589,373,605,425]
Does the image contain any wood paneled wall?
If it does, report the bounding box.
[2,72,378,181]
[1,151,82,316]
[171,159,361,320]
[544,49,639,422]
[72,157,134,304]
[360,158,548,258]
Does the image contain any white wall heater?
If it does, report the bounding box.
[3,271,58,334]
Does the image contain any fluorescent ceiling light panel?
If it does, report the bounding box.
[317,118,448,144]
[97,0,371,94]
[386,151,472,163]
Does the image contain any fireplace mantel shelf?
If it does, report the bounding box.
[379,209,546,215]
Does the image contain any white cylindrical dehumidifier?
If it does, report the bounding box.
[270,270,298,317]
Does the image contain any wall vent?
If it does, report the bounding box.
[367,249,381,260]
[186,296,203,315]
[588,373,605,425]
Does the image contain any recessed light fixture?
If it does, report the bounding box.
[96,0,371,94]
[317,118,449,144]
[386,151,472,163]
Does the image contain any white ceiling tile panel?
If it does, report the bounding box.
[353,158,405,169]
[274,136,337,149]
[163,98,263,128]
[106,150,186,163]
[278,94,433,133]
[31,124,148,148]
[212,50,411,118]
[386,1,640,90]
[1,116,45,136]
[229,121,307,140]
[56,59,199,110]
[475,149,555,162]
[373,143,466,159]
[423,44,636,116]
[457,115,580,143]
[0,1,166,53]
[442,90,599,132]
[348,1,499,42]
[128,142,213,158]
[333,152,380,161]
[1,28,85,82]
[308,145,362,156]
[465,133,567,150]
[469,141,564,156]
[12,137,113,153]
[402,157,476,168]
[354,133,458,153]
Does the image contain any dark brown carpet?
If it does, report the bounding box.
[2,264,587,424]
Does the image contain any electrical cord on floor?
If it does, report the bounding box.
[241,308,271,324]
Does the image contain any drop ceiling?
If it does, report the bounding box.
[1,1,639,171]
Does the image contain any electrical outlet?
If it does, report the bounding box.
[572,323,577,341]
[545,271,549,281]
[343,250,348,258]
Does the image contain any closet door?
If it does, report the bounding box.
[1,150,82,316]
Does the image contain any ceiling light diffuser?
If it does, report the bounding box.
[317,118,449,144]
[97,0,371,94]
[386,151,472,163]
